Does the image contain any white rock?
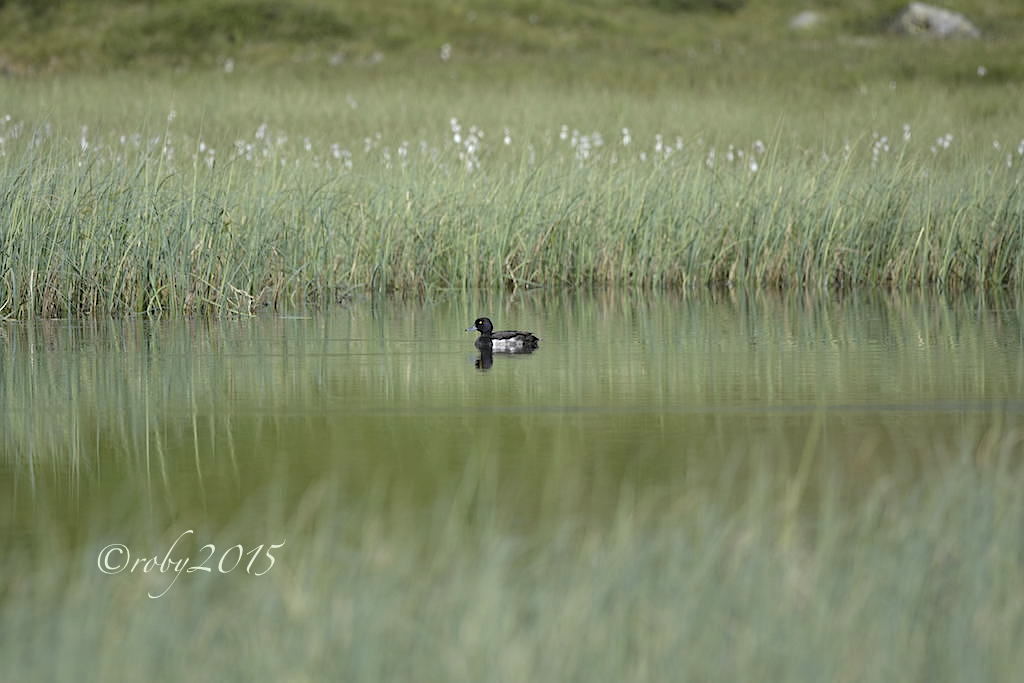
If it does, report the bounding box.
[789,10,823,31]
[890,2,981,39]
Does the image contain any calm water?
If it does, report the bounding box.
[2,288,1023,547]
[3,289,1024,679]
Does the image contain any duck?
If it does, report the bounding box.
[466,317,540,352]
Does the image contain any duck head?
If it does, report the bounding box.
[466,317,493,334]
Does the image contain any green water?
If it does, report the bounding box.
[2,290,1024,680]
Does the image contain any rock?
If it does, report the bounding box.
[789,10,823,31]
[890,3,981,39]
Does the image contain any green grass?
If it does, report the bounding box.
[2,0,1024,74]
[0,2,1022,317]
[1,68,1023,318]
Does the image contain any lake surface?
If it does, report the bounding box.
[2,289,1024,679]
[3,289,1023,527]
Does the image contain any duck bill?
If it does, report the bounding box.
[465,326,477,332]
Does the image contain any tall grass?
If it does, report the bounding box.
[0,73,1023,319]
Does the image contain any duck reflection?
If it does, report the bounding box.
[474,343,539,371]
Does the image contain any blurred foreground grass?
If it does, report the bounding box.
[4,424,1024,681]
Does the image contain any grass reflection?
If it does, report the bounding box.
[2,290,1024,679]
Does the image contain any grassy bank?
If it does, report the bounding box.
[0,69,1023,318]
[2,0,1024,76]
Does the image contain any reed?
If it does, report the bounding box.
[1,74,1022,319]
